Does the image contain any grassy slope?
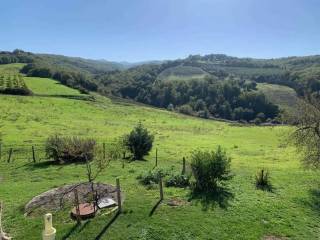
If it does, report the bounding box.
[257,83,300,115]
[0,64,319,239]
[23,76,85,96]
[157,66,209,82]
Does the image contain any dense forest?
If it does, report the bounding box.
[1,50,320,122]
[96,64,279,122]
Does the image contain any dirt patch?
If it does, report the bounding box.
[167,198,189,207]
[25,182,124,216]
[263,236,288,240]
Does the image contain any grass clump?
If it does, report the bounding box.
[45,135,96,164]
[255,169,272,191]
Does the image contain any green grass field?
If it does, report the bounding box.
[23,76,84,96]
[0,64,319,239]
[157,66,209,82]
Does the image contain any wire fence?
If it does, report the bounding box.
[0,140,121,163]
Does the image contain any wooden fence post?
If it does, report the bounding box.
[182,157,186,175]
[155,148,158,167]
[32,146,36,163]
[159,177,164,201]
[7,148,13,163]
[103,143,106,160]
[116,178,122,213]
[73,189,81,223]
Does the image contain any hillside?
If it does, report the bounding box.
[3,50,320,123]
[0,64,319,239]
[257,83,300,116]
[0,50,124,74]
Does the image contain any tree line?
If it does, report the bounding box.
[96,64,279,122]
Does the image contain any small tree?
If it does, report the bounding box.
[190,146,232,193]
[124,123,154,160]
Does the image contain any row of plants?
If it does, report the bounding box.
[0,74,32,95]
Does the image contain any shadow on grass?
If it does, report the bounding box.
[62,222,82,240]
[300,188,320,214]
[256,183,274,193]
[24,160,85,171]
[95,211,120,240]
[149,199,162,217]
[188,186,234,211]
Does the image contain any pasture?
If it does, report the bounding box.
[0,64,319,239]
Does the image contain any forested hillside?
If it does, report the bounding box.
[2,50,320,123]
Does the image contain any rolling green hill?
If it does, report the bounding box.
[257,83,300,116]
[0,64,319,239]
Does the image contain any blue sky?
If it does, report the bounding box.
[1,0,319,62]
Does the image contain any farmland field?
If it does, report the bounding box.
[257,83,300,116]
[0,64,31,95]
[0,64,320,239]
[157,65,209,82]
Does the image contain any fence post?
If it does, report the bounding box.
[7,148,13,163]
[73,189,81,223]
[103,143,106,160]
[116,178,122,213]
[182,157,186,175]
[159,177,164,201]
[32,146,36,163]
[155,148,158,167]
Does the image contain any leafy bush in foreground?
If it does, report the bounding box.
[190,146,233,193]
[45,135,96,164]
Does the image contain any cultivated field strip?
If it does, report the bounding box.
[0,73,31,95]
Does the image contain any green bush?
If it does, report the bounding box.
[124,122,154,160]
[190,146,233,193]
[137,168,169,186]
[165,174,190,188]
[255,169,272,191]
[177,104,194,115]
[45,135,96,164]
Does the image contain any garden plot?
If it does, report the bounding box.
[0,74,31,95]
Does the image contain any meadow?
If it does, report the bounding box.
[0,64,319,239]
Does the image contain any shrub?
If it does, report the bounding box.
[45,135,96,164]
[165,174,190,188]
[124,122,154,160]
[255,169,272,191]
[177,104,194,115]
[190,146,233,193]
[197,109,210,119]
[167,103,174,111]
[137,168,169,186]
